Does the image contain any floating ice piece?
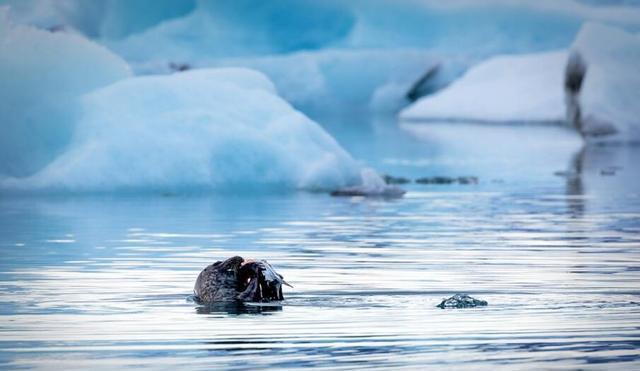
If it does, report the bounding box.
[437,294,488,309]
[415,176,478,185]
[331,168,406,198]
[382,174,411,185]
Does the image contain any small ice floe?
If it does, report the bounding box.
[415,176,478,185]
[382,174,411,185]
[437,294,488,309]
[331,169,406,198]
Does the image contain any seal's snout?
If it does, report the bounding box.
[236,260,288,302]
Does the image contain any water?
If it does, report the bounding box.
[1,115,640,369]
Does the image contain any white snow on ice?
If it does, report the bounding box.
[400,51,568,123]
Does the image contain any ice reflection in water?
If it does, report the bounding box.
[1,120,639,369]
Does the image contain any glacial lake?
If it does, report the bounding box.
[1,114,639,369]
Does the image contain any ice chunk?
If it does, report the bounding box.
[437,294,488,309]
[331,168,406,198]
[0,8,131,178]
[571,22,640,140]
[400,51,568,123]
[1,68,361,193]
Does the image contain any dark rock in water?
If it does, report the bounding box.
[437,294,487,309]
[194,256,291,304]
[169,62,191,72]
[415,176,478,185]
[383,174,411,185]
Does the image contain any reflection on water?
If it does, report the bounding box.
[1,118,639,369]
[194,300,283,316]
[565,146,586,217]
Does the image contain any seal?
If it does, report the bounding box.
[194,256,291,304]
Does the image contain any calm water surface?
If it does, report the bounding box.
[1,116,639,369]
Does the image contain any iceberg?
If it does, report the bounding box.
[5,0,640,115]
[401,22,640,141]
[571,22,640,140]
[0,8,131,178]
[1,68,362,193]
[101,1,640,114]
[400,51,568,123]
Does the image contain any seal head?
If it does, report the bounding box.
[194,256,291,304]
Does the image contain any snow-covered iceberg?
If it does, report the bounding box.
[0,8,131,178]
[400,22,640,140]
[0,68,362,193]
[399,51,568,123]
